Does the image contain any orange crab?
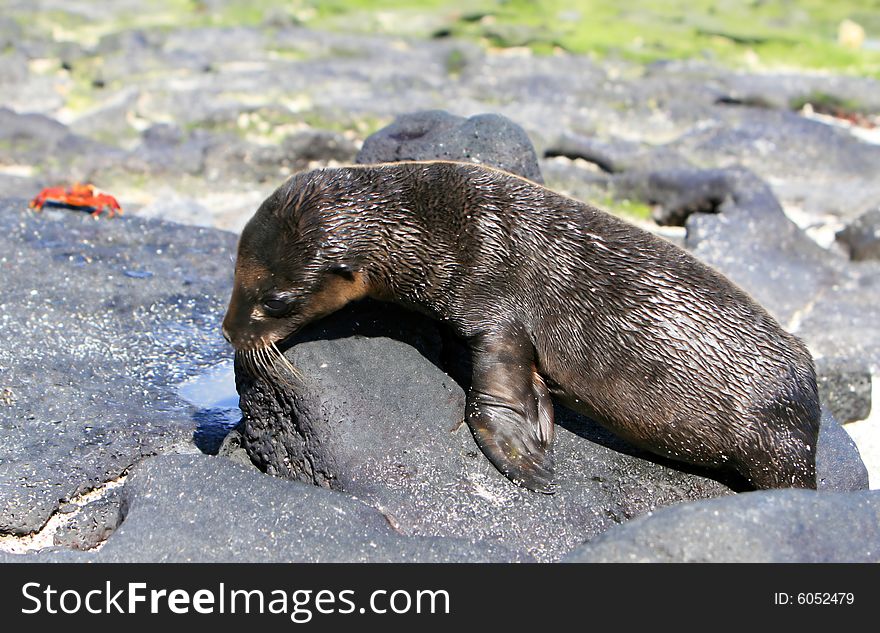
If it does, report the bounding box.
[29,183,122,218]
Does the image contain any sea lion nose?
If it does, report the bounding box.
[221,308,236,344]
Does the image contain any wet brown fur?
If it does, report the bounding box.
[223,161,820,492]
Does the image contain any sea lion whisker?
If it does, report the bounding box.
[257,347,274,380]
[269,341,304,383]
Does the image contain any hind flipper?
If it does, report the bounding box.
[466,326,556,493]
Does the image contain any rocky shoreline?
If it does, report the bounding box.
[1,4,879,562]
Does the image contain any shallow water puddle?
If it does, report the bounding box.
[177,360,241,453]
[178,359,239,408]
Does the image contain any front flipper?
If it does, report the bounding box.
[466,326,556,493]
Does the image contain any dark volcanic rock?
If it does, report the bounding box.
[670,106,880,224]
[124,123,209,177]
[816,407,869,492]
[686,184,836,326]
[201,133,282,184]
[544,133,692,176]
[0,198,236,535]
[236,314,734,563]
[0,107,125,181]
[281,129,359,165]
[836,208,880,262]
[674,108,880,182]
[614,167,746,227]
[2,454,531,562]
[794,262,880,376]
[563,489,880,562]
[51,487,123,550]
[0,107,82,164]
[356,110,544,183]
[815,357,872,425]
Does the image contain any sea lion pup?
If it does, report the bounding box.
[222,161,820,493]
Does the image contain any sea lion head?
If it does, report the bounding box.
[221,172,370,353]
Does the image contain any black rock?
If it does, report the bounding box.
[614,168,743,227]
[0,107,75,161]
[0,198,236,535]
[544,133,692,176]
[51,488,123,551]
[814,357,872,424]
[126,124,209,177]
[718,71,880,114]
[281,129,359,165]
[142,122,186,146]
[794,263,880,381]
[0,107,125,181]
[235,308,733,563]
[356,110,544,183]
[563,489,880,562]
[2,455,532,562]
[836,208,880,262]
[609,166,840,327]
[670,106,880,225]
[816,407,869,491]
[201,133,286,184]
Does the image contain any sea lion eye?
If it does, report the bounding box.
[328,262,355,281]
[262,298,290,316]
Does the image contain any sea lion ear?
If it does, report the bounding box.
[327,262,357,281]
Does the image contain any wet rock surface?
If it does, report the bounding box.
[563,489,880,563]
[815,358,873,425]
[0,198,235,536]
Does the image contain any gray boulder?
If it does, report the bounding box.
[814,357,872,424]
[544,133,692,176]
[0,107,125,182]
[356,110,544,183]
[613,166,842,326]
[234,306,736,563]
[281,129,359,166]
[0,198,236,536]
[670,106,880,225]
[563,489,880,562]
[234,317,865,562]
[836,208,880,262]
[816,407,869,492]
[2,454,531,562]
[51,488,124,551]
